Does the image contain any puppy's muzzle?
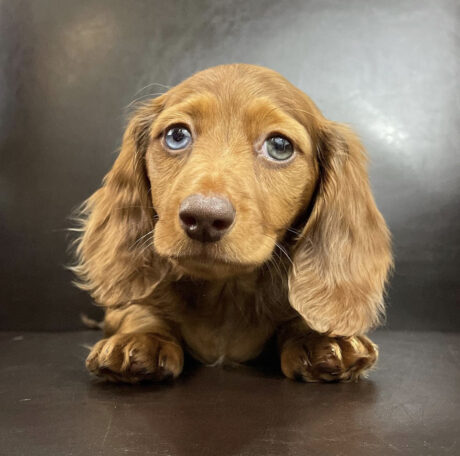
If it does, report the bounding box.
[179,194,235,243]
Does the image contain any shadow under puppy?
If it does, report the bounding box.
[73,64,392,383]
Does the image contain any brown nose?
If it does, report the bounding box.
[179,194,235,243]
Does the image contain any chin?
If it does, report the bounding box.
[172,257,257,280]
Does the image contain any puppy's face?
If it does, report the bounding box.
[145,66,320,279]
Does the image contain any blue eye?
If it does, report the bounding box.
[165,126,192,150]
[263,136,294,161]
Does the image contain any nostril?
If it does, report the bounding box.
[212,218,232,231]
[180,214,197,228]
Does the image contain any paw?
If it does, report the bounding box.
[280,334,378,383]
[86,333,184,383]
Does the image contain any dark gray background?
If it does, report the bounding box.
[1,0,459,331]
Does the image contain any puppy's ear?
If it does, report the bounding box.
[288,121,392,336]
[72,97,166,306]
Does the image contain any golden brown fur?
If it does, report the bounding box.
[73,64,392,383]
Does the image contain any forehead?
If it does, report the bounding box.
[167,64,299,104]
[154,66,313,141]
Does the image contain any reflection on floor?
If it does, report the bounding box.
[0,330,458,456]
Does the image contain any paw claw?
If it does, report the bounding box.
[281,335,377,383]
[86,333,183,383]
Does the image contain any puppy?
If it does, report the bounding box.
[73,64,392,383]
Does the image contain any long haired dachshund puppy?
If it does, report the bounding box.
[73,64,392,383]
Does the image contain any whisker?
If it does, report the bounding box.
[260,233,294,267]
[134,229,180,256]
[113,206,157,211]
[125,81,172,111]
[286,107,317,119]
[134,82,171,96]
[275,242,294,266]
[138,240,154,256]
[265,256,276,283]
[273,247,290,277]
[125,92,166,110]
[130,230,154,250]
[255,220,302,239]
[276,248,291,276]
[285,227,302,236]
[269,250,283,279]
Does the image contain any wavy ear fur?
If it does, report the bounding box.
[72,97,165,307]
[288,121,392,336]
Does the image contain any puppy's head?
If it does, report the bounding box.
[74,64,392,335]
[147,65,320,279]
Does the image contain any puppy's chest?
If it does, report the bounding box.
[173,277,289,364]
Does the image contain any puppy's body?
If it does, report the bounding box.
[103,263,292,365]
[173,272,286,365]
[75,64,391,383]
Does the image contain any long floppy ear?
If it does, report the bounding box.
[72,97,166,307]
[288,121,392,336]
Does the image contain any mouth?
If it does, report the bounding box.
[168,248,258,278]
[172,252,246,267]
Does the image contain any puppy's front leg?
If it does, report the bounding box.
[86,304,183,383]
[278,317,378,382]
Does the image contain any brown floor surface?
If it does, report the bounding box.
[0,330,459,456]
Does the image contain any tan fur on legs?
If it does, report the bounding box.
[86,304,183,383]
